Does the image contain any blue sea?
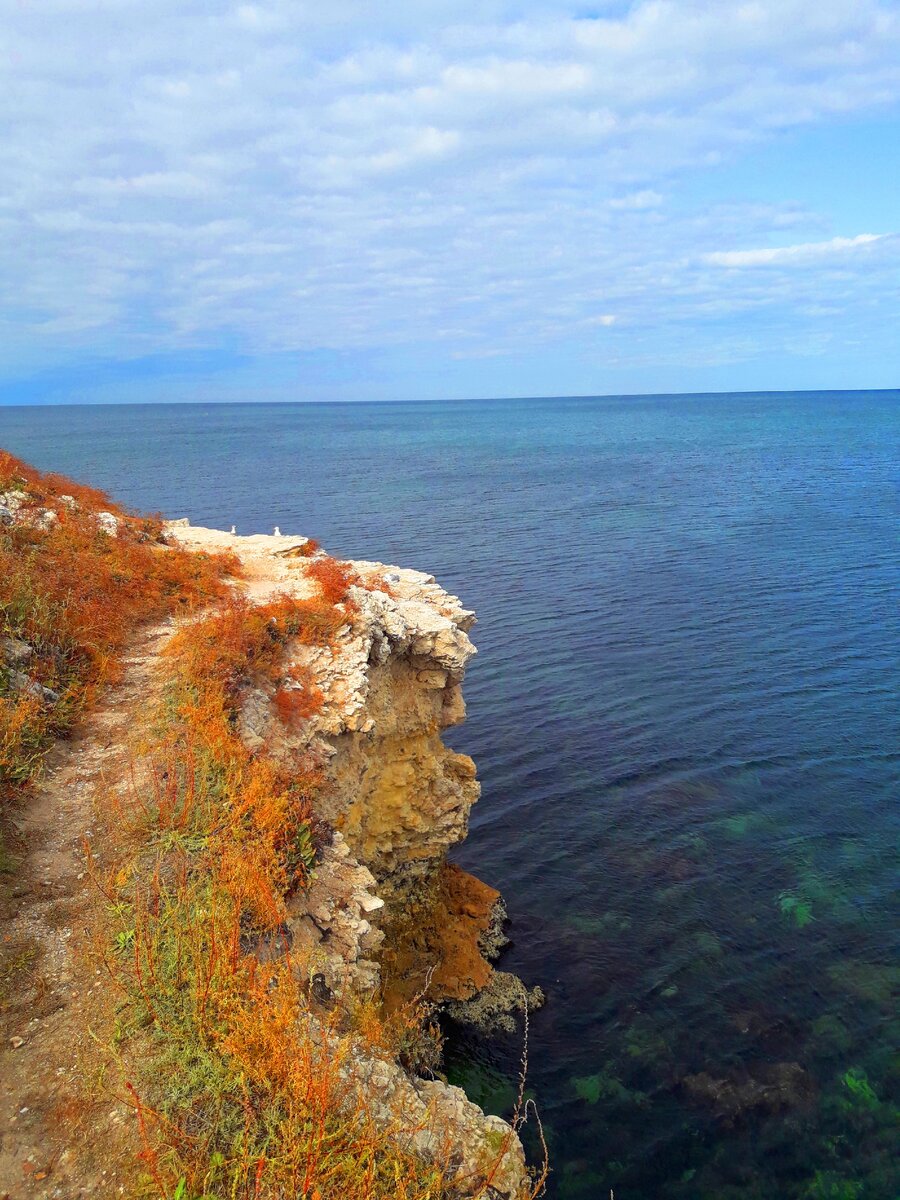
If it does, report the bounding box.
[2,392,898,1200]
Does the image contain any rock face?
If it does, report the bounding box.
[228,557,508,1010]
[165,523,535,1199]
[292,570,480,885]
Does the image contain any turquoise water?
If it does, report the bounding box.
[2,392,898,1199]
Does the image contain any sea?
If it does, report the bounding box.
[2,391,898,1200]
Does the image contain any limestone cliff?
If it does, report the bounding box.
[166,523,536,1199]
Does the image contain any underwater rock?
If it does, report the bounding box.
[729,1009,805,1056]
[682,1061,814,1124]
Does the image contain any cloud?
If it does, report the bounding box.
[1,0,900,386]
[704,233,887,268]
[610,190,664,210]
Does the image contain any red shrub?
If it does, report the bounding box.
[305,556,359,606]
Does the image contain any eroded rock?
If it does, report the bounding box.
[2,637,33,668]
[97,511,120,536]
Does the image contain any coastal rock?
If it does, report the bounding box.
[310,1019,529,1200]
[295,575,480,883]
[284,832,385,999]
[479,896,512,961]
[445,970,546,1036]
[164,523,537,1197]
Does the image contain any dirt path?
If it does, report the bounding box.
[0,620,175,1200]
[0,529,317,1199]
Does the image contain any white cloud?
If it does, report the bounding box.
[610,190,664,210]
[74,172,214,198]
[704,233,886,267]
[1,0,900,379]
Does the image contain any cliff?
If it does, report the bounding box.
[166,522,537,1197]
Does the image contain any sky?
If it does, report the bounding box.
[2,0,899,404]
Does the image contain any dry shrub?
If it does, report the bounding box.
[0,451,236,805]
[306,556,360,606]
[274,663,324,727]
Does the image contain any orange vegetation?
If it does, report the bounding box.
[107,593,474,1199]
[274,662,325,726]
[306,555,360,606]
[0,450,235,805]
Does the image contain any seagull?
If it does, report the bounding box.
[230,525,236,535]
[274,526,281,536]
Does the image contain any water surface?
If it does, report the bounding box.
[3,392,898,1199]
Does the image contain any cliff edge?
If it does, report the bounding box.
[166,521,538,1197]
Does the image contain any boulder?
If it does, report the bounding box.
[2,637,33,667]
[97,511,119,536]
[7,669,59,705]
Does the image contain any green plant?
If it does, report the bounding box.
[778,891,815,928]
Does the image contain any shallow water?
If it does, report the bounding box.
[3,392,898,1199]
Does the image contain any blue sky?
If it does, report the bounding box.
[2,0,899,404]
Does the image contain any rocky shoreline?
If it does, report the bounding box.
[166,519,544,1197]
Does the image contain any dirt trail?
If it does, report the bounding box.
[0,620,175,1200]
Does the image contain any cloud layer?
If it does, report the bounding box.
[2,0,900,394]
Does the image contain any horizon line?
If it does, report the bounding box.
[2,385,899,410]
